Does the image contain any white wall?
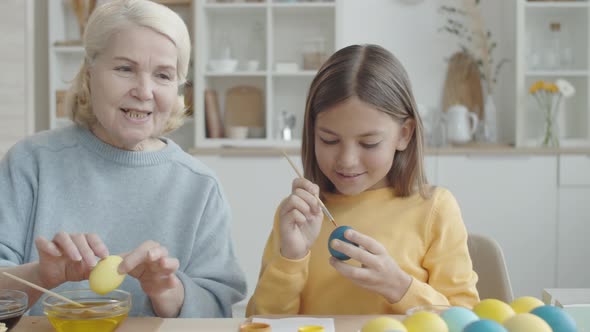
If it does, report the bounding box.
[0,0,35,155]
[339,0,516,143]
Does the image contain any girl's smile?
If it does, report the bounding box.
[314,96,413,195]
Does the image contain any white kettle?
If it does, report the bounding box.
[446,104,478,144]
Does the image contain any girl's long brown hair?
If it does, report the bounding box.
[301,44,430,198]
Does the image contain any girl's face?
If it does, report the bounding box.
[314,97,414,195]
[88,25,179,150]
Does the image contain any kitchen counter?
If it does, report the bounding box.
[190,143,590,157]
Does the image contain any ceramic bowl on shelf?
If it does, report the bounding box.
[226,126,249,139]
[208,59,238,73]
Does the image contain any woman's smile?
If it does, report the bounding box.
[121,108,152,123]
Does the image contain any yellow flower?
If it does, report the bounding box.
[529,78,575,147]
[529,80,545,94]
[529,80,561,95]
[544,82,558,93]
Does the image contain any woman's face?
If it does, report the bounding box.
[314,97,414,195]
[88,25,179,150]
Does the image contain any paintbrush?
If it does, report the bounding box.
[281,151,338,227]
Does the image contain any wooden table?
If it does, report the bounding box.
[12,315,404,332]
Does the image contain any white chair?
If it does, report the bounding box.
[467,233,514,303]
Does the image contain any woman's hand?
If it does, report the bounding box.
[117,241,184,317]
[35,232,109,289]
[117,241,181,297]
[328,229,412,304]
[279,178,324,260]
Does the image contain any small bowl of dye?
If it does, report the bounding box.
[239,322,271,331]
[42,289,131,332]
[406,304,452,315]
[0,290,28,331]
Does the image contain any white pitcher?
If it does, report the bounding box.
[446,104,478,144]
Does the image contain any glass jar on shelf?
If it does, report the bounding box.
[559,22,574,69]
[302,37,328,70]
[526,29,542,70]
[542,22,561,70]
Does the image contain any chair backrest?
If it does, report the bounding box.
[467,233,514,303]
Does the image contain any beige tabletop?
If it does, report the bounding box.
[12,315,405,332]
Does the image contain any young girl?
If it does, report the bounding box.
[246,44,479,315]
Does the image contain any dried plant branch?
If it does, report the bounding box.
[462,0,492,93]
[439,0,508,95]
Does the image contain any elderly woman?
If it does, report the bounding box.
[0,0,246,318]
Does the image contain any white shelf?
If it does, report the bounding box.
[559,138,590,147]
[273,70,317,77]
[203,3,266,10]
[205,71,267,77]
[525,1,589,9]
[272,2,336,9]
[516,0,590,147]
[194,0,339,148]
[52,45,84,54]
[526,70,590,77]
[55,117,73,127]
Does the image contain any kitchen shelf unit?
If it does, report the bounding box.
[194,0,340,149]
[516,0,590,147]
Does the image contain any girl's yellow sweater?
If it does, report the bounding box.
[246,186,479,315]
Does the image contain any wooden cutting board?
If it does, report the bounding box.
[224,85,264,128]
[442,51,484,119]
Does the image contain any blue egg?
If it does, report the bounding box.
[440,306,479,332]
[328,226,357,260]
[531,305,577,332]
[463,319,508,332]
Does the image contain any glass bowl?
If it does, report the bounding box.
[406,304,452,315]
[0,289,28,331]
[42,289,131,332]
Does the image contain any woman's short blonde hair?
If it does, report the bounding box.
[65,0,191,135]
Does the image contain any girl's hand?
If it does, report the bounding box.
[35,232,110,289]
[328,229,412,304]
[279,178,324,260]
[117,241,181,298]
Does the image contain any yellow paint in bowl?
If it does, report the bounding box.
[239,322,271,332]
[42,289,131,332]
